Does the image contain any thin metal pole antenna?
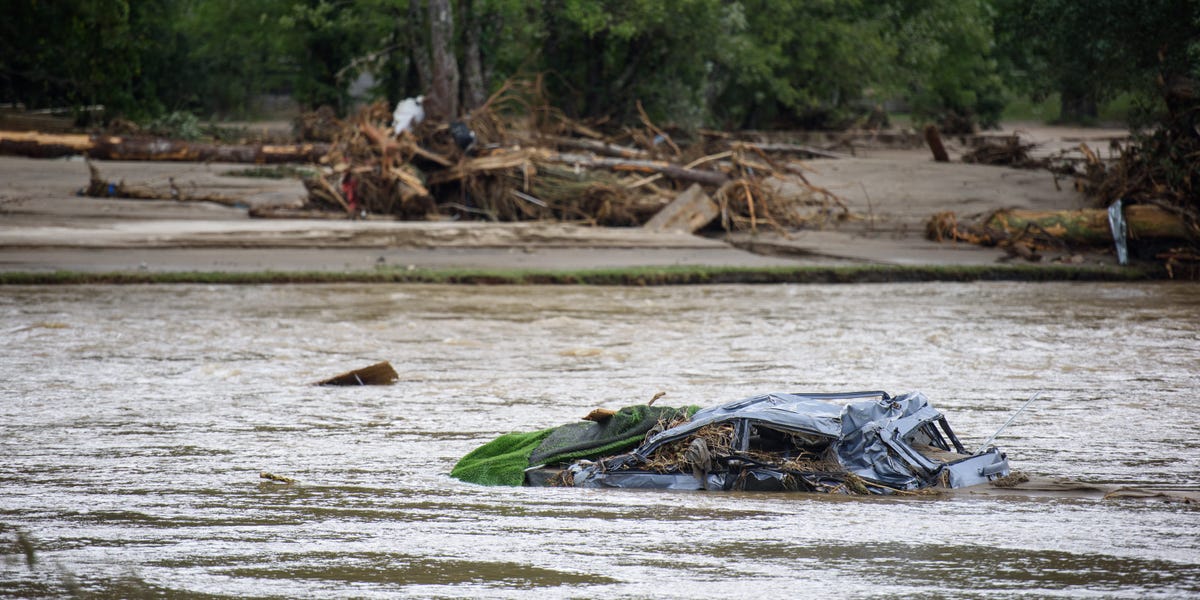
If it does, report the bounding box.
[974,391,1042,455]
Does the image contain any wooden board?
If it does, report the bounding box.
[642,184,719,233]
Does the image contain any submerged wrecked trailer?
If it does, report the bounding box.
[452,391,1012,495]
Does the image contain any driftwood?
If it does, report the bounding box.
[643,184,719,233]
[548,152,730,187]
[288,89,848,230]
[963,136,1042,168]
[928,205,1191,248]
[314,360,400,386]
[0,130,327,163]
[430,148,732,188]
[990,206,1191,244]
[426,149,538,185]
[82,161,247,208]
[743,142,848,160]
[259,472,296,484]
[538,135,650,159]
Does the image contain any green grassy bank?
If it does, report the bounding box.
[0,263,1164,286]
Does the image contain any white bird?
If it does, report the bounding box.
[392,95,425,135]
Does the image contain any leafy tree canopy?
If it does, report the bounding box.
[1,0,1193,132]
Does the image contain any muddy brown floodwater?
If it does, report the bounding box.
[2,282,1199,598]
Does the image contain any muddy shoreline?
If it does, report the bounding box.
[0,124,1144,283]
[0,263,1160,286]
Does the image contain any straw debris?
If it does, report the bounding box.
[615,423,872,494]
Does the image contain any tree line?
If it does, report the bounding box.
[2,0,1197,131]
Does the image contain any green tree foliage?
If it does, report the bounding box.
[707,0,893,129]
[278,1,390,111]
[994,0,1200,124]
[536,0,724,127]
[176,0,291,115]
[1,0,144,119]
[888,0,1006,131]
[6,0,1190,133]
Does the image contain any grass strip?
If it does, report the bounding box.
[0,263,1165,286]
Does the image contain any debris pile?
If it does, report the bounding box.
[1069,132,1200,271]
[293,105,342,143]
[925,209,1056,262]
[295,80,848,232]
[557,420,875,494]
[961,135,1043,169]
[935,121,1198,271]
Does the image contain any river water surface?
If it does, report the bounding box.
[2,282,1198,598]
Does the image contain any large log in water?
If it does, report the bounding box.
[0,130,327,163]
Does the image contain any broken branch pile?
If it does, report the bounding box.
[597,423,869,495]
[961,135,1044,169]
[299,80,847,232]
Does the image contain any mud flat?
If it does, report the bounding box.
[0,125,1139,282]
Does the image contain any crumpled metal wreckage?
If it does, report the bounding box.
[527,391,1011,494]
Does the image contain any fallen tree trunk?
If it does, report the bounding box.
[547,151,730,187]
[742,142,848,160]
[0,130,327,163]
[83,161,246,208]
[426,149,537,185]
[987,205,1192,245]
[538,135,650,159]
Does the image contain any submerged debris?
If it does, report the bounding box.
[512,391,1012,495]
[259,472,296,485]
[989,471,1030,488]
[629,421,877,494]
[314,360,399,386]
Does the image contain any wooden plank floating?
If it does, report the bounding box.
[314,361,400,386]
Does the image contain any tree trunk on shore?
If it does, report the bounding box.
[0,131,327,163]
[460,0,487,112]
[426,0,460,121]
[988,206,1191,245]
[407,0,432,94]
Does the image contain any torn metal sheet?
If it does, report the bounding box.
[541,391,1012,495]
